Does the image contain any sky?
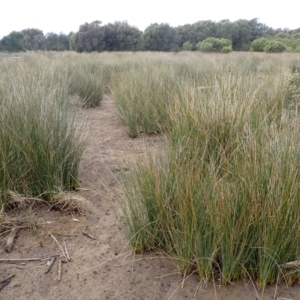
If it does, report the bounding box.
[1,0,299,38]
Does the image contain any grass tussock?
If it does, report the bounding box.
[0,51,121,210]
[116,52,300,291]
[3,190,44,211]
[0,53,87,208]
[68,56,110,108]
[50,192,99,216]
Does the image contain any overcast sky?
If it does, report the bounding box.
[1,0,299,38]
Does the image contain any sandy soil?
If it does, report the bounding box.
[1,95,300,300]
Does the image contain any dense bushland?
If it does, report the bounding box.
[1,18,300,53]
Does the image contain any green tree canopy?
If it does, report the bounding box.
[231,19,252,51]
[0,31,24,52]
[216,19,234,40]
[175,24,198,47]
[22,28,45,50]
[194,20,218,42]
[101,23,118,51]
[73,21,105,52]
[264,41,287,53]
[101,22,141,51]
[250,38,270,52]
[45,32,59,51]
[182,41,194,51]
[57,33,70,51]
[45,32,70,51]
[197,37,232,53]
[115,23,141,51]
[143,23,180,51]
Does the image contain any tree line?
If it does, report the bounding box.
[1,19,300,53]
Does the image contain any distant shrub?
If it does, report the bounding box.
[182,41,194,51]
[250,38,270,52]
[264,41,287,53]
[294,46,300,53]
[196,37,232,53]
[222,46,232,53]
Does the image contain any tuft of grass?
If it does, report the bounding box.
[68,56,110,108]
[50,192,99,215]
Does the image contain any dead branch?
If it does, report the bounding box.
[0,258,42,263]
[5,227,20,253]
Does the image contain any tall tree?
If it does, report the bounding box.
[57,33,70,50]
[175,24,198,48]
[22,28,45,50]
[73,21,105,52]
[216,19,234,40]
[0,31,24,52]
[102,22,141,51]
[143,23,179,51]
[115,23,141,51]
[231,20,252,51]
[249,18,270,40]
[194,20,218,42]
[45,32,59,51]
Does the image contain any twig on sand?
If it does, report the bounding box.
[63,241,70,261]
[49,233,68,260]
[0,274,15,291]
[0,258,42,263]
[82,226,96,240]
[45,256,56,274]
[181,271,187,288]
[57,258,62,281]
[5,227,20,253]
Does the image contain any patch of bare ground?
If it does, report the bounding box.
[1,95,300,300]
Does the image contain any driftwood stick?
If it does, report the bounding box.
[57,258,62,281]
[82,227,96,240]
[0,258,42,263]
[45,256,56,274]
[63,241,70,261]
[5,227,20,253]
